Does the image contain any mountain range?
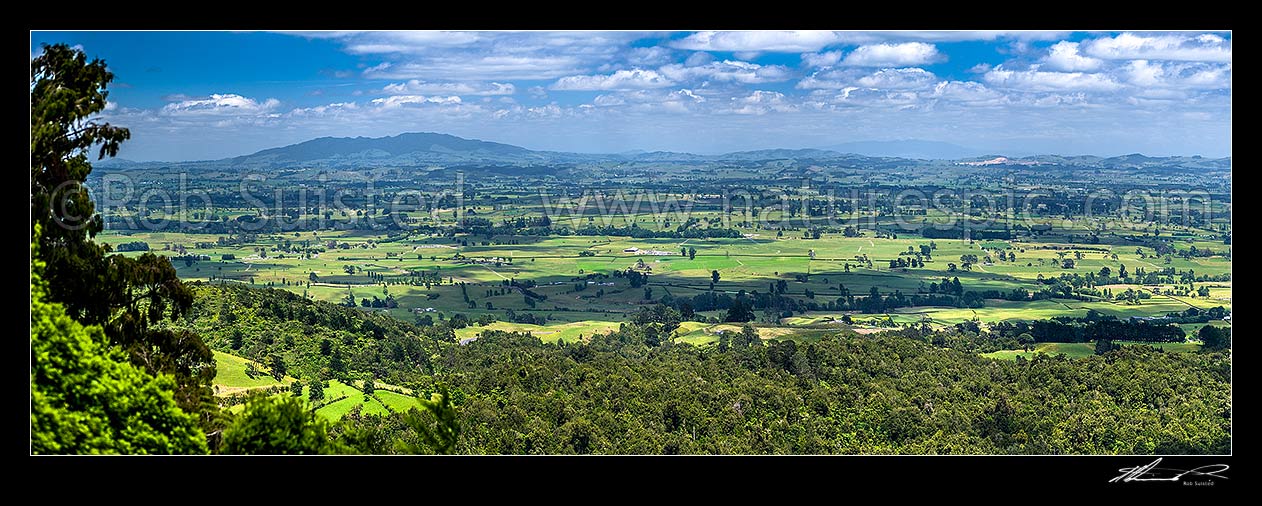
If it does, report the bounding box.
[96,132,1232,171]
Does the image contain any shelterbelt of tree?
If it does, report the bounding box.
[170,283,1230,454]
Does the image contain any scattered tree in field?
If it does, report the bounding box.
[711,270,721,284]
[269,354,287,381]
[724,299,754,323]
[688,247,696,260]
[1199,325,1230,350]
[1095,339,1118,355]
[309,380,325,402]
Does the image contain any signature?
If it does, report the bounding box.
[1110,458,1229,483]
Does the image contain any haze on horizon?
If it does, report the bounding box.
[30,30,1232,161]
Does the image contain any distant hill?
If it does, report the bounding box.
[820,139,985,160]
[95,132,1231,171]
[223,132,556,168]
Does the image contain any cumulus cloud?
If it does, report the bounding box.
[659,60,792,84]
[684,52,715,67]
[161,93,281,116]
[590,88,707,113]
[382,80,515,96]
[625,46,675,66]
[1041,41,1103,72]
[983,65,1123,92]
[369,95,463,108]
[798,67,936,91]
[801,51,843,68]
[1083,32,1231,62]
[1122,60,1231,89]
[856,68,938,89]
[881,31,1070,42]
[552,69,674,90]
[727,90,797,115]
[289,102,359,116]
[930,81,1007,106]
[842,42,943,67]
[308,31,644,81]
[670,31,853,52]
[364,56,586,80]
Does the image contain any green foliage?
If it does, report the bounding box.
[309,380,325,402]
[268,353,286,381]
[31,228,206,454]
[220,394,338,454]
[340,325,1228,455]
[1199,325,1231,351]
[31,43,214,424]
[169,283,447,386]
[724,299,754,322]
[398,384,461,455]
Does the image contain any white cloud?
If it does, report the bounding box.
[797,67,936,91]
[727,90,797,115]
[983,65,1123,92]
[881,31,1071,42]
[161,94,281,116]
[364,55,586,80]
[382,80,515,96]
[1083,32,1231,62]
[552,69,674,91]
[1122,60,1231,90]
[843,42,943,67]
[856,68,938,89]
[590,88,707,113]
[369,95,463,108]
[289,102,359,116]
[659,60,792,84]
[930,81,1007,106]
[670,31,853,52]
[1041,41,1103,72]
[684,52,715,67]
[325,32,647,81]
[625,46,674,66]
[801,51,843,68]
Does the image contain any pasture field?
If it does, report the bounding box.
[101,185,1229,360]
[212,350,294,396]
[101,228,1230,323]
[981,340,1203,361]
[212,351,424,420]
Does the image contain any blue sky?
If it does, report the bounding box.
[31,31,1231,161]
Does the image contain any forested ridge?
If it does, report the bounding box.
[171,283,1231,454]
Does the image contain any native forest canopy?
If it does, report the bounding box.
[31,42,1231,455]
